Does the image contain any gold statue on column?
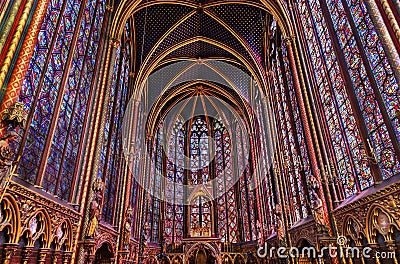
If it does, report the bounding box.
[0,132,18,182]
[85,178,104,238]
[308,175,329,234]
[123,207,133,249]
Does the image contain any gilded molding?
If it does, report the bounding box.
[0,1,12,28]
[333,180,400,244]
[288,219,317,246]
[0,0,23,52]
[363,0,400,83]
[378,0,400,41]
[0,0,34,96]
[1,0,52,136]
[5,181,80,251]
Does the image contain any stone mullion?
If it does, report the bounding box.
[119,99,140,253]
[53,0,102,198]
[69,2,111,204]
[149,133,159,242]
[264,70,281,229]
[290,0,350,200]
[14,0,70,163]
[171,131,178,243]
[303,0,360,196]
[277,43,304,221]
[259,96,275,229]
[230,121,244,243]
[101,50,124,223]
[284,37,333,233]
[274,43,296,225]
[221,126,230,242]
[269,58,291,229]
[105,65,129,225]
[116,161,130,261]
[272,76,295,226]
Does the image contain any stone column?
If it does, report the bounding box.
[0,0,52,135]
[37,248,49,264]
[20,247,33,264]
[1,243,17,264]
[62,251,73,264]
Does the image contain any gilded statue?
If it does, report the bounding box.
[123,207,133,249]
[0,131,19,188]
[308,175,328,234]
[275,204,286,247]
[85,178,104,238]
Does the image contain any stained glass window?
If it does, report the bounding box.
[297,0,366,195]
[147,115,256,243]
[271,39,309,223]
[190,196,212,230]
[189,117,211,185]
[296,0,400,196]
[214,119,238,242]
[236,126,257,242]
[165,119,184,244]
[99,25,131,225]
[17,0,106,202]
[326,0,400,179]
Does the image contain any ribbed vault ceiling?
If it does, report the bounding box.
[114,0,280,92]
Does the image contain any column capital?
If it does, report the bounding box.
[283,35,296,45]
[109,37,121,48]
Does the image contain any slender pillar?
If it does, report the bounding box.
[0,0,53,137]
[75,39,119,264]
[37,249,49,264]
[284,37,331,231]
[20,247,32,264]
[1,243,17,264]
[0,0,34,107]
[363,0,400,83]
[0,1,13,28]
[0,0,24,53]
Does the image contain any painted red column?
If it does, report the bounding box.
[284,38,331,232]
[0,0,51,136]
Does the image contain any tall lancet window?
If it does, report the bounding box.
[17,0,106,201]
[214,119,238,242]
[165,119,185,244]
[147,104,257,243]
[190,195,212,232]
[189,117,211,184]
[296,0,400,190]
